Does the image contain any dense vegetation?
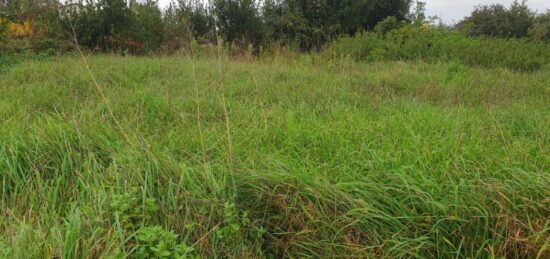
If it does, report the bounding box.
[1,0,550,258]
[0,0,416,53]
[330,24,550,72]
[0,49,549,258]
[1,0,550,54]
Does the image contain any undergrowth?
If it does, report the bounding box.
[330,26,550,72]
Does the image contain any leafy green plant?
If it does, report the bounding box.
[134,226,196,259]
[215,202,242,240]
[215,202,265,250]
[110,189,159,230]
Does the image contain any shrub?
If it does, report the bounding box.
[457,0,535,38]
[0,19,7,43]
[530,10,550,41]
[374,16,403,35]
[330,24,550,72]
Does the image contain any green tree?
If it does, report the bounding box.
[457,0,534,38]
[530,10,550,41]
[161,0,215,52]
[162,2,187,51]
[62,0,135,50]
[408,0,426,24]
[97,0,135,48]
[212,0,263,47]
[262,0,285,43]
[132,0,164,52]
[262,0,413,50]
[61,0,163,53]
[176,0,214,41]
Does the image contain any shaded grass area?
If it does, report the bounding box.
[0,55,19,74]
[0,55,549,258]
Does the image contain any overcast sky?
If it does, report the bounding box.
[426,0,550,23]
[157,0,550,24]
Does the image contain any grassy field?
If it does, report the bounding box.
[0,54,549,258]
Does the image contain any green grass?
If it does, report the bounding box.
[0,54,549,258]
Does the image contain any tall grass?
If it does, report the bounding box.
[0,54,549,257]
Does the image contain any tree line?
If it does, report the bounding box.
[0,0,549,54]
[0,0,416,53]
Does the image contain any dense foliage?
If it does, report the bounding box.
[262,0,413,50]
[1,0,550,54]
[1,0,414,53]
[530,10,550,41]
[457,0,535,38]
[330,24,550,72]
[1,1,550,258]
[212,0,263,48]
[0,0,415,53]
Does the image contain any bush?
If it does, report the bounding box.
[0,20,7,43]
[530,10,550,41]
[457,1,535,38]
[330,24,550,72]
[374,16,403,35]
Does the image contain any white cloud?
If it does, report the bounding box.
[426,0,550,23]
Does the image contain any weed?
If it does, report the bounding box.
[110,190,159,230]
[134,226,196,259]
